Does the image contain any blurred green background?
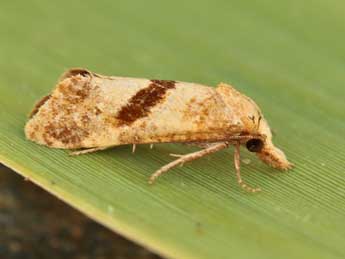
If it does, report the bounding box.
[0,0,344,258]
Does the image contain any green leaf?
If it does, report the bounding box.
[1,1,344,258]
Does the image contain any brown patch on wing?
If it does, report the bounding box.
[115,79,176,126]
[29,95,51,118]
[58,75,93,104]
[43,121,89,147]
[33,75,97,148]
[94,107,102,115]
[183,94,223,130]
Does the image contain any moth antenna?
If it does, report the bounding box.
[257,115,262,131]
[234,143,261,193]
[248,115,255,124]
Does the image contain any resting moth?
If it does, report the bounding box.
[25,68,292,192]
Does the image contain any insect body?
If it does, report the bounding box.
[25,68,292,192]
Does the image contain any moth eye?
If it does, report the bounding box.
[246,138,264,152]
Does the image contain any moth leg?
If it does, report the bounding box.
[234,143,261,193]
[150,144,154,149]
[149,142,229,184]
[69,146,111,156]
[169,153,184,158]
[169,142,222,158]
[132,144,136,153]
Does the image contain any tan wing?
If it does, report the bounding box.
[25,69,243,149]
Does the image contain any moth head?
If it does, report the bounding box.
[252,116,293,170]
[215,83,292,170]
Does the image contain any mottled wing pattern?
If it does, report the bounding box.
[25,72,243,148]
[109,80,243,146]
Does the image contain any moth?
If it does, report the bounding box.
[25,68,292,192]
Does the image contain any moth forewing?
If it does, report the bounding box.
[25,68,292,193]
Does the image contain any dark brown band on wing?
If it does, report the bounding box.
[116,80,176,126]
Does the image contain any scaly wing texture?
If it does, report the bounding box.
[25,72,243,148]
